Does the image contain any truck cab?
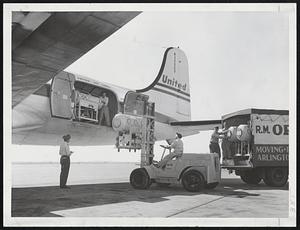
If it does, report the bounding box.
[221,108,289,187]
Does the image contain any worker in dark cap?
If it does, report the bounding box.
[59,134,74,189]
[156,132,184,168]
[209,126,225,159]
[99,92,111,126]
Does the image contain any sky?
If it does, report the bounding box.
[10,9,291,163]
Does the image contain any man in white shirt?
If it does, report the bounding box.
[156,133,184,168]
[99,92,111,126]
[59,134,73,189]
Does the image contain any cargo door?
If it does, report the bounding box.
[50,72,73,119]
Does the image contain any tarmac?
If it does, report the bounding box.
[12,170,289,218]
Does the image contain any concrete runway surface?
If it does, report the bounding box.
[12,170,288,218]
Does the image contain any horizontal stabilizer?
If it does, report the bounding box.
[170,120,222,135]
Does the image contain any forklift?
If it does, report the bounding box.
[112,91,221,192]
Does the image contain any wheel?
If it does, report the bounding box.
[181,170,205,192]
[205,182,219,189]
[263,175,273,186]
[156,182,170,188]
[130,168,151,189]
[263,167,288,187]
[240,170,262,185]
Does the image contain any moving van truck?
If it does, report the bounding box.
[221,108,289,187]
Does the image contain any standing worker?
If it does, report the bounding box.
[70,85,80,120]
[209,126,225,159]
[59,134,74,189]
[220,124,231,164]
[156,133,184,168]
[99,92,111,126]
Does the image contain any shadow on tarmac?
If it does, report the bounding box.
[11,178,287,217]
[220,178,289,191]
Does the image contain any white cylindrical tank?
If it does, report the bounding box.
[112,113,143,133]
[236,124,252,142]
[227,126,239,142]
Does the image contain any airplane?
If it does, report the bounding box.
[11,12,221,147]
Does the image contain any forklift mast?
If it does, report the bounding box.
[113,91,155,167]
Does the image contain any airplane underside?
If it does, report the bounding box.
[12,90,178,146]
[13,118,118,146]
[12,116,177,146]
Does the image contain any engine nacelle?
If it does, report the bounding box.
[112,113,143,133]
[227,126,239,142]
[236,124,252,142]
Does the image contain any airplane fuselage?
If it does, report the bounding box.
[12,48,194,146]
[12,83,177,146]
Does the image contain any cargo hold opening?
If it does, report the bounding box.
[72,81,118,126]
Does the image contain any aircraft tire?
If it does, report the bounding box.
[130,168,151,189]
[181,170,205,192]
[263,167,288,187]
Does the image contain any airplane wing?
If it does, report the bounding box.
[170,120,222,136]
[12,11,141,107]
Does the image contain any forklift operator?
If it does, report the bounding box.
[156,133,183,168]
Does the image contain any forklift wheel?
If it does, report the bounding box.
[181,170,205,192]
[130,168,151,189]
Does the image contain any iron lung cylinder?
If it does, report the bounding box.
[227,126,239,142]
[112,113,143,133]
[236,124,252,142]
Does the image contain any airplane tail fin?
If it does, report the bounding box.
[137,47,191,122]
